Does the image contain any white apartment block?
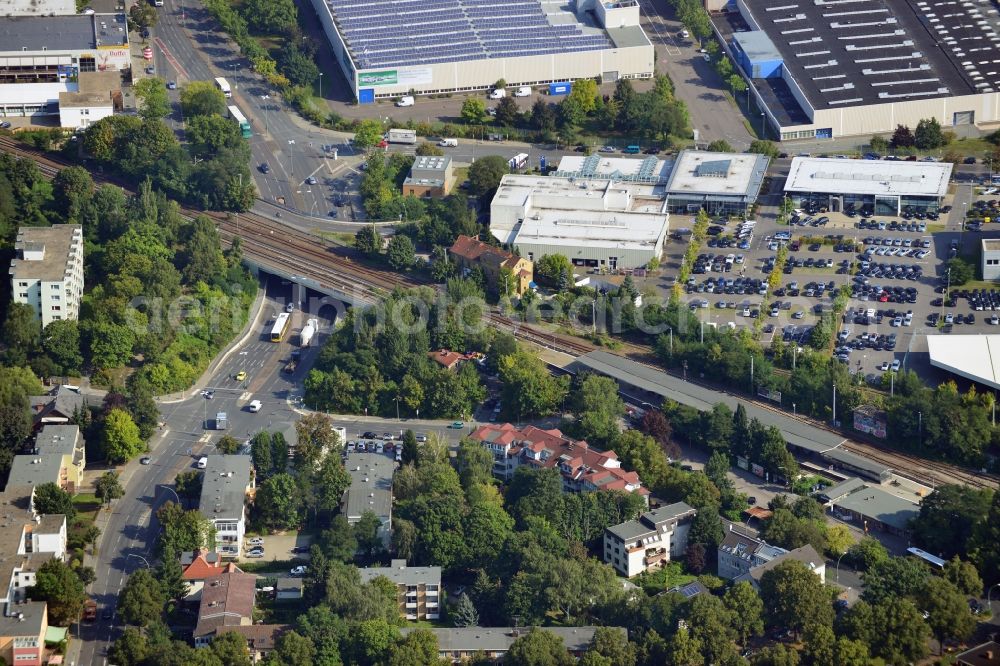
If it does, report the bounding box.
[603,502,697,578]
[198,457,254,559]
[9,225,83,328]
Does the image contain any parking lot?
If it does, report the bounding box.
[630,175,1000,385]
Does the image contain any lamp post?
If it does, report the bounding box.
[918,411,922,445]
[395,396,400,421]
[988,582,1000,620]
[126,554,150,569]
[835,551,848,584]
[318,72,324,99]
[832,382,837,425]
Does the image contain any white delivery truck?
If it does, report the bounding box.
[396,96,414,107]
[489,88,506,99]
[386,129,417,144]
[299,318,318,347]
[438,138,458,147]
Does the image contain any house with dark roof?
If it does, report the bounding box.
[470,423,647,499]
[603,502,696,577]
[736,545,826,590]
[957,641,1000,666]
[449,235,533,296]
[193,570,257,648]
[28,386,85,430]
[399,626,624,663]
[31,424,85,493]
[342,452,393,546]
[216,625,286,663]
[716,526,788,580]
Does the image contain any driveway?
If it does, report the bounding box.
[241,531,312,563]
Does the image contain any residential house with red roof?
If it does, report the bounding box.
[449,235,533,296]
[469,423,647,499]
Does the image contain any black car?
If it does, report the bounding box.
[335,196,347,206]
[259,162,270,174]
[362,431,378,439]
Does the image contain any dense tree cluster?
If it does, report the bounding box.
[305,287,497,419]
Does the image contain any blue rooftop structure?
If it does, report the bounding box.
[730,30,783,79]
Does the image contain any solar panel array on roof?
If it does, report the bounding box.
[741,0,970,109]
[913,0,1000,93]
[327,0,614,69]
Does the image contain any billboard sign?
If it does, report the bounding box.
[359,68,432,87]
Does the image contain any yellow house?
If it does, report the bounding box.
[33,425,85,493]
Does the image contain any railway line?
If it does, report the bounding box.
[2,134,996,491]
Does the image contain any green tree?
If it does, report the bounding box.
[707,139,734,152]
[914,117,945,150]
[862,556,929,604]
[846,536,888,571]
[354,510,384,560]
[155,555,189,602]
[32,482,76,518]
[468,155,509,198]
[210,630,252,666]
[869,598,930,665]
[241,0,297,34]
[3,303,41,365]
[869,135,890,154]
[833,637,870,666]
[495,96,520,127]
[569,375,625,446]
[186,114,244,159]
[102,408,144,463]
[943,555,983,596]
[534,253,573,288]
[759,559,834,637]
[388,628,439,666]
[723,580,764,645]
[748,139,779,158]
[180,81,228,117]
[945,256,975,285]
[52,166,94,220]
[126,382,159,441]
[128,2,158,31]
[250,432,274,476]
[95,471,124,504]
[157,502,215,556]
[386,234,416,271]
[452,592,479,627]
[461,98,487,124]
[970,489,1000,587]
[28,558,87,625]
[355,225,382,257]
[919,576,976,654]
[803,623,836,666]
[277,43,320,88]
[455,439,493,489]
[119,568,165,627]
[270,630,316,666]
[586,627,635,666]
[531,99,557,132]
[401,430,419,465]
[506,628,573,666]
[215,434,240,455]
[752,644,800,666]
[686,593,739,665]
[353,119,385,150]
[109,627,149,666]
[174,470,203,501]
[134,77,171,120]
[498,347,569,419]
[665,626,702,666]
[256,473,304,530]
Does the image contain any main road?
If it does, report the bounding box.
[71,287,477,665]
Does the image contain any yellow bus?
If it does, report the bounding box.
[270,312,291,342]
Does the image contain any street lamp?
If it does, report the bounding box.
[988,582,1000,620]
[318,72,324,99]
[832,382,837,424]
[835,551,849,584]
[126,553,150,569]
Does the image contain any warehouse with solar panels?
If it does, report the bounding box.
[310,0,655,101]
[710,0,1000,139]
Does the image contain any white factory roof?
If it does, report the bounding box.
[554,155,673,185]
[927,334,1000,391]
[666,150,769,197]
[785,158,952,198]
[510,209,667,251]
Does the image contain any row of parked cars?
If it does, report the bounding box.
[687,276,768,295]
[855,219,932,231]
[851,282,920,303]
[855,261,924,282]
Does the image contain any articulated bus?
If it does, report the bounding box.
[270,312,291,342]
[228,105,252,139]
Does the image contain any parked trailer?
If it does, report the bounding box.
[214,77,232,98]
[508,153,529,170]
[386,129,417,144]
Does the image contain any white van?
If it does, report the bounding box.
[514,86,531,97]
[248,400,262,413]
[438,138,458,147]
[396,96,414,107]
[489,88,506,99]
[196,456,208,469]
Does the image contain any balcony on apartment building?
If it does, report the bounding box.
[643,549,668,566]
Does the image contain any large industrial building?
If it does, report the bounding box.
[491,171,669,271]
[784,157,952,215]
[709,0,1000,139]
[309,0,654,101]
[664,150,769,216]
[0,13,129,117]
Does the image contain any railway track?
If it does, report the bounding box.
[3,135,996,490]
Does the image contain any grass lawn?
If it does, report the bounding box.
[314,230,355,246]
[926,224,946,234]
[635,562,695,596]
[72,493,101,524]
[946,137,994,156]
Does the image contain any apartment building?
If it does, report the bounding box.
[603,502,697,577]
[31,424,85,492]
[469,423,647,499]
[28,385,85,429]
[342,452,393,547]
[9,225,84,328]
[716,526,788,581]
[357,560,441,621]
[735,545,826,590]
[193,570,256,647]
[198,457,254,558]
